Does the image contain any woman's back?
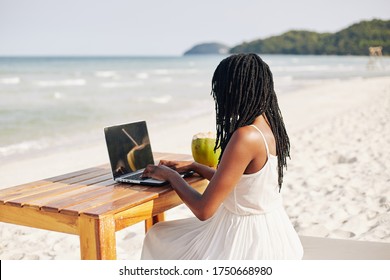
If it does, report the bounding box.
[223,125,282,215]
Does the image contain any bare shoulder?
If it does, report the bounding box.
[234,125,264,142]
[229,126,251,145]
[228,125,265,151]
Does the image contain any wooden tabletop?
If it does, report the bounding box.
[0,152,205,220]
[0,152,208,259]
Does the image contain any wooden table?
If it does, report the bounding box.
[0,152,208,260]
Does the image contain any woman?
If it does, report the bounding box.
[141,53,303,259]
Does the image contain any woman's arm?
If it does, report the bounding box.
[190,161,216,181]
[143,127,262,221]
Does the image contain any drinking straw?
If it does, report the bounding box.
[122,129,139,146]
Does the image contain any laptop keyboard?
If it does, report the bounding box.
[119,170,194,183]
[121,170,144,181]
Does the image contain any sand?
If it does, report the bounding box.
[0,76,389,260]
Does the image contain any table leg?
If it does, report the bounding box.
[145,212,165,233]
[79,214,117,260]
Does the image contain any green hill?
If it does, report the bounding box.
[230,19,390,55]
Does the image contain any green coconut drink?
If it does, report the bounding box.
[191,132,221,168]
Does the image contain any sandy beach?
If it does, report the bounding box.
[1,76,390,260]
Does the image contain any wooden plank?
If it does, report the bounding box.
[0,180,57,197]
[7,174,114,208]
[45,164,110,181]
[54,186,143,216]
[60,168,111,185]
[12,176,114,209]
[0,182,68,204]
[0,164,108,196]
[84,191,160,218]
[33,182,125,212]
[0,204,78,235]
[23,177,115,210]
[115,200,155,230]
[71,173,113,186]
[79,214,116,260]
[41,184,147,215]
[0,168,110,204]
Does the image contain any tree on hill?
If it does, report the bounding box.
[230,19,390,55]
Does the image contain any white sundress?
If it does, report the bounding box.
[141,125,303,260]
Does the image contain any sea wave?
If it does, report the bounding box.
[275,75,294,82]
[94,71,118,78]
[153,69,169,75]
[100,81,143,88]
[158,77,173,83]
[150,95,172,104]
[35,79,86,87]
[53,92,63,99]
[135,95,172,104]
[0,140,49,157]
[190,81,206,88]
[136,72,149,79]
[272,65,332,72]
[0,77,21,85]
[271,65,359,73]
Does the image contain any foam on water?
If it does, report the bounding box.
[35,79,86,87]
[0,139,49,157]
[136,72,149,79]
[100,81,143,88]
[153,69,169,75]
[150,95,172,104]
[0,77,21,85]
[94,71,118,78]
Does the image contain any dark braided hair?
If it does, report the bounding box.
[211,53,290,191]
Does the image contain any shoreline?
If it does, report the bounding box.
[1,76,389,259]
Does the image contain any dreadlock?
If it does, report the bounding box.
[211,53,290,191]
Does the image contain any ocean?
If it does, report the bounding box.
[1,55,389,162]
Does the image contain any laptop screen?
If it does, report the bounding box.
[104,121,154,179]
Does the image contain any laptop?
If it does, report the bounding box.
[104,121,192,186]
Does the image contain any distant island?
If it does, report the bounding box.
[184,19,389,56]
[183,42,230,55]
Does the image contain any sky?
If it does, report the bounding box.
[0,0,389,56]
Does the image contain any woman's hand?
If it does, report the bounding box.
[158,160,194,173]
[159,160,216,181]
[142,164,177,181]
